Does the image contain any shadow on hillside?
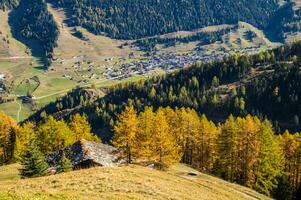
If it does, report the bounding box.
[8,0,46,68]
[49,1,75,28]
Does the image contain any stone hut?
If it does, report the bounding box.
[46,140,123,169]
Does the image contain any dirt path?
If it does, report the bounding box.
[16,100,21,122]
[0,56,32,60]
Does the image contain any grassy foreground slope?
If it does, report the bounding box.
[0,164,270,200]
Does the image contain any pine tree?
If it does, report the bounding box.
[20,141,48,178]
[59,153,73,173]
[254,120,283,196]
[149,87,156,99]
[112,105,138,164]
[216,115,239,182]
[278,131,301,192]
[273,174,294,200]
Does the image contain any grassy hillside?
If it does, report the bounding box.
[0,164,270,200]
[0,164,20,182]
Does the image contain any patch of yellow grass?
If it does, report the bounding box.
[0,164,270,200]
[0,164,20,182]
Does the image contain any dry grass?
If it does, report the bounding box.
[0,164,20,182]
[47,3,140,68]
[0,11,28,57]
[0,164,270,200]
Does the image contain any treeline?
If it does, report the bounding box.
[0,111,99,166]
[0,0,19,10]
[52,0,277,39]
[133,27,232,51]
[28,42,301,135]
[17,0,59,68]
[113,105,301,199]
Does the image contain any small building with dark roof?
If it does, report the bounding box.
[46,140,124,169]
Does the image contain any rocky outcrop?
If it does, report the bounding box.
[46,140,124,169]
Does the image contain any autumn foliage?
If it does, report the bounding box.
[113,106,301,196]
[0,112,99,164]
[0,107,301,197]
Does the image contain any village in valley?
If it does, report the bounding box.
[50,42,275,84]
[0,36,275,121]
[0,7,277,122]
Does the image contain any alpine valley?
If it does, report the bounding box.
[0,0,301,200]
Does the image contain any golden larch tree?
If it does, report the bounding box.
[112,105,139,164]
[136,106,155,160]
[152,108,181,168]
[69,114,100,142]
[0,111,18,164]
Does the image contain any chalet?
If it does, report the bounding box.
[46,140,124,169]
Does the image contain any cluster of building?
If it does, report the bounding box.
[103,52,224,80]
[54,44,271,83]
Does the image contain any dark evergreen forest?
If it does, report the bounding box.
[53,0,277,39]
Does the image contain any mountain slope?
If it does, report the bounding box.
[9,0,59,67]
[27,42,301,137]
[53,0,277,39]
[0,164,270,200]
[267,1,301,42]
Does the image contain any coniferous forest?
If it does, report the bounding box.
[17,0,59,68]
[53,0,277,39]
[0,0,19,10]
[5,0,59,68]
